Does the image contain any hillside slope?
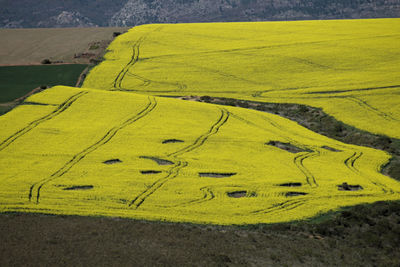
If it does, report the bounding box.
[1,86,399,224]
[83,19,400,139]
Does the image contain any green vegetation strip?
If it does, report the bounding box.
[0,64,87,103]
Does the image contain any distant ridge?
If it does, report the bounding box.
[1,0,400,28]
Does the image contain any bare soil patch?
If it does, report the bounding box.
[227,191,247,198]
[338,183,363,191]
[199,172,236,178]
[141,170,162,174]
[139,156,174,165]
[267,141,312,153]
[63,185,94,191]
[103,159,122,165]
[279,182,302,187]
[162,139,184,144]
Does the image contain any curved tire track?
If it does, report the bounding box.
[113,26,164,90]
[347,96,399,122]
[294,151,320,187]
[0,91,88,152]
[343,150,393,194]
[29,96,157,203]
[129,108,230,209]
[232,112,320,187]
[251,199,307,215]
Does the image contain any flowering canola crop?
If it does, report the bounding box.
[83,18,400,139]
[1,86,400,224]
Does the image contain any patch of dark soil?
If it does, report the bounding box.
[162,139,184,144]
[63,185,93,190]
[227,191,247,198]
[23,101,55,106]
[139,156,174,166]
[285,192,308,197]
[321,146,341,152]
[140,170,162,174]
[2,200,400,266]
[199,172,236,178]
[338,183,363,191]
[278,182,302,187]
[266,141,312,153]
[103,159,122,165]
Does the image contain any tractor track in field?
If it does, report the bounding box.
[129,108,229,209]
[344,151,363,172]
[129,160,188,208]
[0,91,87,152]
[251,199,307,215]
[347,96,399,122]
[231,112,320,187]
[125,71,187,92]
[113,26,163,90]
[159,187,216,208]
[113,39,142,89]
[343,151,394,194]
[293,151,320,187]
[29,96,157,203]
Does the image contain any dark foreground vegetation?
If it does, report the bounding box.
[1,200,399,266]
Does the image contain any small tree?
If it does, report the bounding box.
[41,59,51,64]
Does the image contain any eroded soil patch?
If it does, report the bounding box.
[227,191,247,198]
[285,192,308,197]
[267,141,312,153]
[322,146,342,152]
[139,156,174,165]
[103,159,122,164]
[199,172,236,178]
[141,170,162,174]
[278,182,302,187]
[338,182,363,191]
[63,185,94,190]
[162,139,184,144]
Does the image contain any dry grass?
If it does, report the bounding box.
[0,27,128,65]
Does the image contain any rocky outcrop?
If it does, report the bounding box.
[37,11,95,28]
[110,0,400,26]
[1,0,400,28]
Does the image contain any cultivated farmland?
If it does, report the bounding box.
[0,64,87,103]
[83,18,400,139]
[0,27,128,65]
[1,86,399,224]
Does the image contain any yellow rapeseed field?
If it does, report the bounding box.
[83,18,400,139]
[1,86,399,224]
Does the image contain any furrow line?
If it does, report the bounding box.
[347,96,399,122]
[293,151,320,187]
[0,91,88,152]
[129,108,229,209]
[29,96,157,203]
